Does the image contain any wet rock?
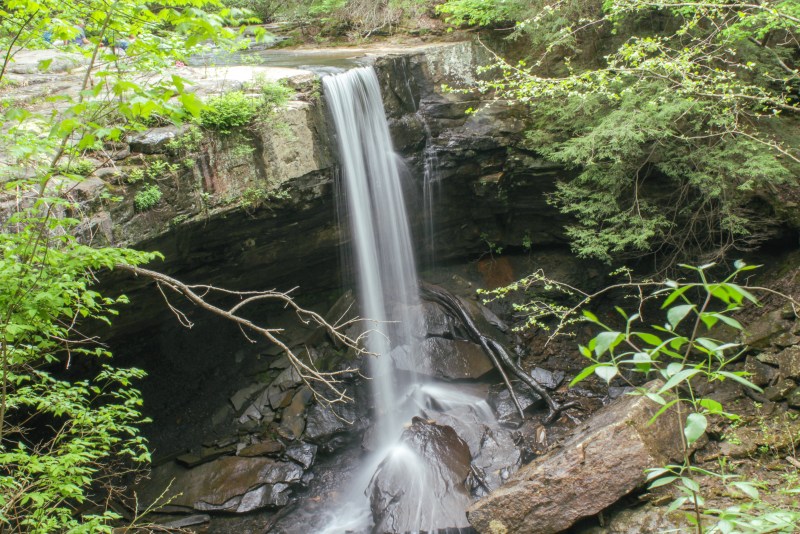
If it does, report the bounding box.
[764,377,796,402]
[742,310,789,349]
[368,418,472,533]
[285,441,318,469]
[530,367,565,390]
[745,355,777,387]
[421,301,461,337]
[304,402,360,452]
[467,380,683,534]
[400,337,493,380]
[278,387,313,440]
[138,456,303,514]
[238,440,284,457]
[230,383,266,412]
[128,125,187,154]
[471,427,522,494]
[487,381,542,422]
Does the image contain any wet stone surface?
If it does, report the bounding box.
[368,418,473,533]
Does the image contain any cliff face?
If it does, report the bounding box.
[86,41,573,337]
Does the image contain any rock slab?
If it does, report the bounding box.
[467,380,683,534]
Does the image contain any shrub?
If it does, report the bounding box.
[199,91,258,134]
[134,184,163,211]
[57,157,95,177]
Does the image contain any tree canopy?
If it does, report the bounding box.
[441,0,799,266]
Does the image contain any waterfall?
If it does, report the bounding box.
[320,66,503,534]
[323,66,420,446]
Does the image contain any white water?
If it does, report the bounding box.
[321,66,504,534]
[324,67,421,445]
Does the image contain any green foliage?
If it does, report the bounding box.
[199,92,259,134]
[437,0,525,26]
[0,0,256,529]
[134,184,163,211]
[445,0,799,266]
[165,125,204,154]
[0,209,159,531]
[568,262,800,531]
[221,0,290,22]
[235,186,291,210]
[57,158,95,177]
[258,79,293,110]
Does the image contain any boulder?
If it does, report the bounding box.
[303,402,360,452]
[467,380,683,534]
[128,125,187,154]
[368,418,473,533]
[394,338,493,380]
[487,381,542,423]
[138,456,303,514]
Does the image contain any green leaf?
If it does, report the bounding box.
[594,331,622,357]
[37,58,53,72]
[661,284,692,308]
[570,364,599,386]
[667,304,695,329]
[594,365,618,383]
[684,412,707,445]
[698,398,722,414]
[634,332,662,346]
[660,369,701,393]
[649,475,678,488]
[730,481,759,500]
[716,371,764,393]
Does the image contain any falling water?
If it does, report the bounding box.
[323,66,420,446]
[320,66,509,534]
[421,119,440,268]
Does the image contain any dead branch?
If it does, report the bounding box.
[420,283,577,425]
[115,264,367,407]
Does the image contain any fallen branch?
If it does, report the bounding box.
[420,283,577,425]
[116,264,367,408]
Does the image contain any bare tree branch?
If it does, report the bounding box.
[115,264,369,407]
